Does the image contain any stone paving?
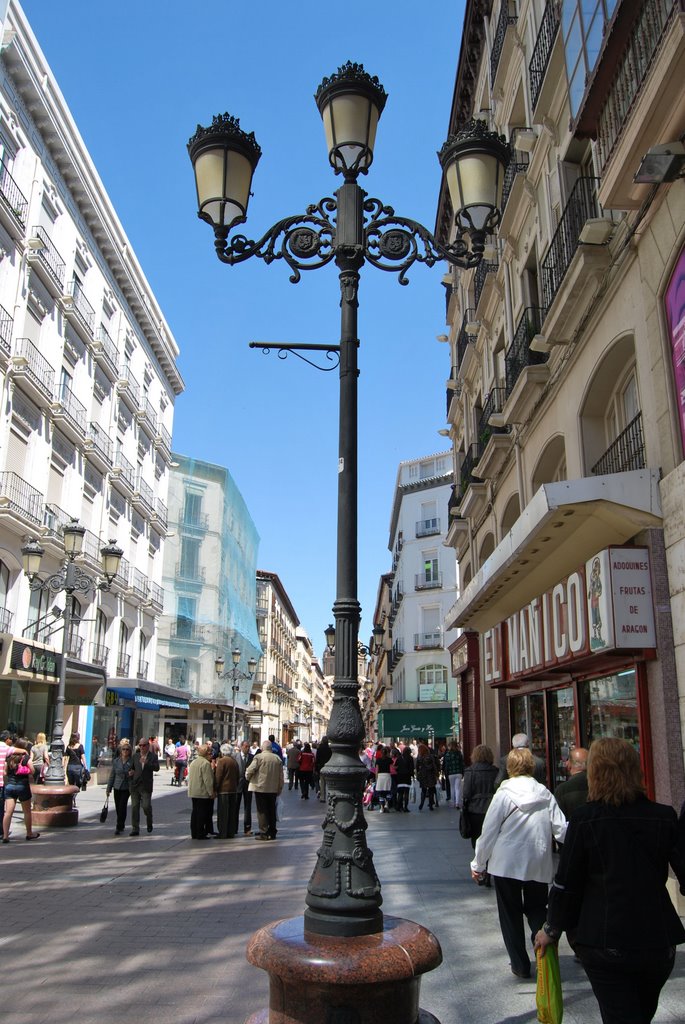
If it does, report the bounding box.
[1,769,683,1024]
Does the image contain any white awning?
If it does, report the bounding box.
[446,470,662,632]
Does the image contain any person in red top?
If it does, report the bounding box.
[297,742,316,800]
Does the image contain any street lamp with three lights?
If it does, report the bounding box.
[214,646,257,743]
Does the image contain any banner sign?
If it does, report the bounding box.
[10,641,60,679]
[482,547,655,685]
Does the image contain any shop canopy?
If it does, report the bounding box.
[377,706,456,738]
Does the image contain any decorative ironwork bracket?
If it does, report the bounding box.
[249,341,340,373]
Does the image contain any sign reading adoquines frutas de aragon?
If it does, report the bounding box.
[482,547,656,685]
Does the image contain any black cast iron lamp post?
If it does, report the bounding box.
[215,646,257,743]
[189,60,508,1023]
[21,521,123,786]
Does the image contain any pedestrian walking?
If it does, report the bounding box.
[375,746,393,812]
[214,743,239,838]
[129,738,159,836]
[315,735,331,803]
[173,735,190,786]
[235,740,254,835]
[416,743,439,811]
[461,744,499,886]
[286,740,301,791]
[443,740,465,808]
[2,739,40,842]
[394,746,415,812]
[165,738,176,770]
[188,742,216,840]
[246,739,284,841]
[30,731,50,783]
[535,737,685,1024]
[64,732,88,789]
[471,747,567,979]
[297,742,315,799]
[106,740,134,835]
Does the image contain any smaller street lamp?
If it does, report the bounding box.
[21,522,123,785]
[215,646,257,742]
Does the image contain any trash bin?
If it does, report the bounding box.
[96,756,112,787]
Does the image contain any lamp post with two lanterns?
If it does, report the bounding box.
[214,646,257,743]
[21,520,122,792]
[188,59,509,1024]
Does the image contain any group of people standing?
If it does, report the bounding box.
[360,739,465,814]
[461,732,685,1024]
[285,737,331,801]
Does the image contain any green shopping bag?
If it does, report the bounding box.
[536,945,563,1024]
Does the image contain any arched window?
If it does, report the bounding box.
[68,597,83,659]
[501,492,521,535]
[138,630,148,679]
[479,532,496,565]
[580,336,643,474]
[94,610,108,666]
[532,435,567,492]
[118,622,130,676]
[418,664,448,701]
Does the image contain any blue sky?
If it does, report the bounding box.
[20,0,464,660]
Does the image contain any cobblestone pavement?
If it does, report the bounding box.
[2,769,683,1024]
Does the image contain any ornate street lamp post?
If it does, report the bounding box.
[189,61,508,1024]
[21,522,122,787]
[215,646,257,742]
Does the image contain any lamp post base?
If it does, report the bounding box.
[245,914,442,1024]
[31,783,80,827]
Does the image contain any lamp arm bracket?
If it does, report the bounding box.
[362,196,480,282]
[249,341,340,373]
[29,566,93,597]
[214,197,338,283]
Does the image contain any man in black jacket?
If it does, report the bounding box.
[235,740,254,835]
[129,738,159,836]
[495,733,547,788]
[554,747,588,819]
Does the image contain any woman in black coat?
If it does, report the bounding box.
[535,738,685,1024]
[462,743,499,848]
[394,747,415,812]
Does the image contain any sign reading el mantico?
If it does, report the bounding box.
[482,547,656,685]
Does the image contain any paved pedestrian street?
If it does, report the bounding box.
[2,771,684,1024]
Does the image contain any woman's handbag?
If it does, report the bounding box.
[458,808,472,839]
[100,796,109,823]
[81,767,91,791]
[536,945,563,1024]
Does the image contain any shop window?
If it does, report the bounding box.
[510,692,546,766]
[418,664,448,701]
[579,669,639,748]
[547,686,576,790]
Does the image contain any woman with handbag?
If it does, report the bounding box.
[462,744,499,885]
[106,740,134,835]
[2,738,40,842]
[415,743,439,811]
[64,732,88,790]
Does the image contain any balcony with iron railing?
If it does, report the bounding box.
[27,225,66,294]
[155,422,172,458]
[591,412,646,476]
[0,471,43,526]
[152,498,168,531]
[0,605,13,634]
[415,571,443,591]
[478,387,508,447]
[132,475,155,517]
[136,395,158,436]
[175,562,206,585]
[474,387,512,479]
[112,449,136,493]
[117,364,141,409]
[529,0,561,111]
[130,567,150,600]
[66,632,84,660]
[94,325,119,379]
[459,442,483,498]
[63,279,95,339]
[0,303,13,360]
[541,177,602,311]
[500,146,530,224]
[474,258,499,312]
[149,582,164,609]
[505,307,547,397]
[85,422,113,471]
[52,381,87,441]
[137,660,149,681]
[0,157,28,234]
[11,337,55,406]
[116,652,131,676]
[491,0,518,86]
[90,642,109,667]
[416,517,441,538]
[596,0,681,176]
[182,511,210,532]
[414,630,443,650]
[456,307,477,371]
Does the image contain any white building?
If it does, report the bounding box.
[375,452,460,742]
[0,2,183,753]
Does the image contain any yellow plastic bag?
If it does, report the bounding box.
[536,945,563,1024]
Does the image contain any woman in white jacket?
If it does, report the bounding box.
[471,747,567,979]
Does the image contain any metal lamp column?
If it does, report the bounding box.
[215,647,257,742]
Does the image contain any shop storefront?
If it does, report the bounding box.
[480,546,656,793]
[0,636,106,739]
[377,704,457,744]
[94,682,190,756]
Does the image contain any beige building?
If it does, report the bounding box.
[255,569,299,747]
[438,0,685,812]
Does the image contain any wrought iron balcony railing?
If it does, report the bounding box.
[130,568,150,600]
[149,582,164,608]
[416,517,441,538]
[0,605,12,634]
[0,303,13,357]
[90,643,109,667]
[66,278,95,333]
[459,442,483,497]
[117,653,131,676]
[53,381,87,434]
[175,562,206,583]
[541,176,602,310]
[597,0,679,172]
[500,146,530,218]
[66,633,84,660]
[478,387,508,447]
[113,449,136,490]
[415,572,443,591]
[591,412,646,476]
[491,0,518,85]
[13,337,56,401]
[86,422,113,464]
[456,308,477,368]
[29,225,66,291]
[137,660,149,680]
[505,307,547,396]
[529,0,561,109]
[0,471,43,524]
[95,324,119,369]
[0,157,28,227]
[414,630,442,650]
[474,258,498,311]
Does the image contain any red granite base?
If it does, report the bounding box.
[245,914,442,1024]
[31,784,80,827]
